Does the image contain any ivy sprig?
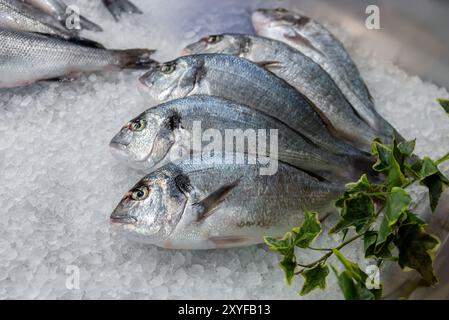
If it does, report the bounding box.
[266,125,449,299]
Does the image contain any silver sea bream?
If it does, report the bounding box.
[110,95,375,182]
[184,33,388,151]
[110,153,344,249]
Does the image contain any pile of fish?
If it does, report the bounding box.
[0,3,401,250]
[0,0,153,88]
[108,8,401,249]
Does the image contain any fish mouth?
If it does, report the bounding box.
[110,211,137,225]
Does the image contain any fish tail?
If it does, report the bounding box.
[112,49,158,69]
[103,0,143,21]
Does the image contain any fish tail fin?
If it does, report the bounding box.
[113,49,158,69]
[103,0,143,21]
[78,15,103,32]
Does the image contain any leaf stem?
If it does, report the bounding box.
[295,233,364,274]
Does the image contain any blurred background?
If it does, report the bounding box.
[280,0,449,89]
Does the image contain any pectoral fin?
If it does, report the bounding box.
[194,178,241,222]
[254,60,283,71]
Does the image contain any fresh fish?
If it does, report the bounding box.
[23,0,103,32]
[110,153,344,249]
[184,33,386,151]
[0,29,157,88]
[138,53,373,163]
[110,95,374,182]
[1,0,74,37]
[252,8,396,138]
[101,0,142,22]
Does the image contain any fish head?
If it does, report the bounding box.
[252,8,310,34]
[183,34,245,56]
[110,109,177,169]
[110,167,189,241]
[138,57,203,101]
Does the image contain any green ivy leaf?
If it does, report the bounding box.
[395,216,440,286]
[291,211,322,248]
[299,263,329,295]
[280,253,297,286]
[364,231,394,259]
[332,249,367,283]
[384,187,411,227]
[398,139,416,157]
[264,232,294,256]
[332,267,360,300]
[372,140,406,189]
[330,194,375,234]
[376,187,411,246]
[437,98,449,114]
[331,265,380,300]
[416,157,449,211]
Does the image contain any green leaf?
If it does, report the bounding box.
[299,263,329,295]
[384,187,411,227]
[398,139,416,157]
[330,194,375,234]
[332,249,367,283]
[333,268,360,300]
[376,187,411,246]
[345,174,372,194]
[331,265,379,300]
[280,253,297,286]
[416,157,449,211]
[372,140,406,189]
[264,232,295,255]
[291,211,322,248]
[364,231,394,259]
[437,98,449,114]
[395,217,440,286]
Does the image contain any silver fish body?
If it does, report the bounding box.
[0,0,74,36]
[110,95,371,182]
[252,8,396,138]
[184,33,386,151]
[0,29,156,88]
[110,153,344,249]
[24,0,103,31]
[138,53,372,162]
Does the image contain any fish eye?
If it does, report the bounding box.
[206,35,223,44]
[129,119,147,132]
[131,186,149,201]
[275,8,287,13]
[160,63,176,74]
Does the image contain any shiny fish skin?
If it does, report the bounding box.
[0,29,156,88]
[138,53,372,163]
[24,0,103,32]
[0,0,74,37]
[184,33,385,151]
[252,8,397,139]
[110,95,370,182]
[110,153,344,249]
